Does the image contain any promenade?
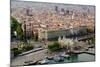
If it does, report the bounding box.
[11,48,47,66]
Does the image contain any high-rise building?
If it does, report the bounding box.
[55,6,59,12]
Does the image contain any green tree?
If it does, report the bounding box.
[11,16,24,40]
[11,48,22,56]
[16,24,24,40]
[48,42,61,52]
[20,44,33,51]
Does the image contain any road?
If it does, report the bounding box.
[11,49,48,66]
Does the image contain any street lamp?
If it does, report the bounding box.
[24,22,27,43]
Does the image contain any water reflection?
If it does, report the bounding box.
[48,53,95,64]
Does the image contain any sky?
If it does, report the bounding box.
[11,0,95,14]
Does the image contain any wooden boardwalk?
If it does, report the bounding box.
[77,34,95,41]
[72,49,95,55]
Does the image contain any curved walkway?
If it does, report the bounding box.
[11,48,47,66]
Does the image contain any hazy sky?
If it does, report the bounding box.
[11,0,95,13]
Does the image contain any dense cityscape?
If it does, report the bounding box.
[11,1,95,66]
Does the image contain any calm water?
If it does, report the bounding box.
[47,53,95,64]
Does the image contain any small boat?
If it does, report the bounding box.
[39,59,49,64]
[60,54,69,58]
[53,55,64,62]
[53,56,61,62]
[46,56,53,60]
[24,61,38,65]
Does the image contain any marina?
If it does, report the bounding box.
[11,47,95,66]
[10,0,95,66]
